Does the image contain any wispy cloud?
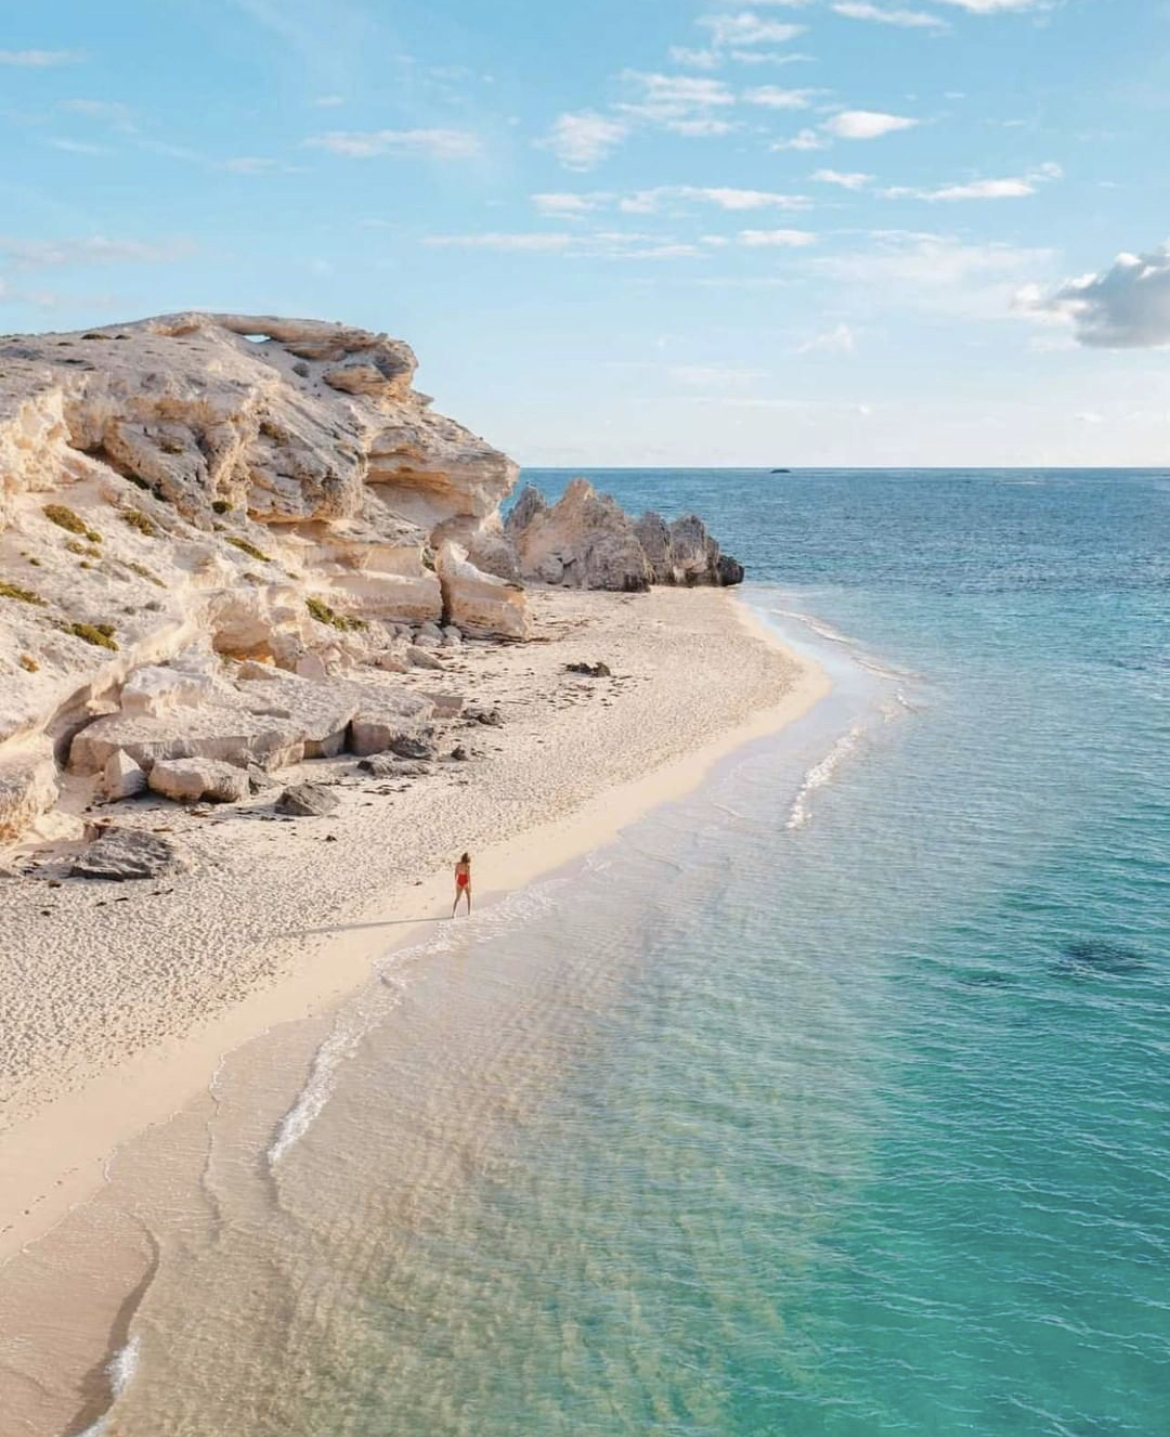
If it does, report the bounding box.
[833,2,948,27]
[532,192,611,217]
[47,138,111,156]
[771,128,829,150]
[621,185,811,212]
[1,235,195,268]
[62,99,136,130]
[1021,244,1170,348]
[934,0,1052,11]
[743,86,816,109]
[884,161,1061,200]
[425,231,705,260]
[0,49,84,66]
[823,109,919,138]
[307,127,481,159]
[738,228,817,246]
[698,11,807,47]
[798,322,858,353]
[812,168,873,189]
[538,111,629,169]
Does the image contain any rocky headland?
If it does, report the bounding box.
[0,312,742,852]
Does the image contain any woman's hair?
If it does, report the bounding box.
[460,851,470,864]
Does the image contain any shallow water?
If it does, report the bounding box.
[66,471,1170,1433]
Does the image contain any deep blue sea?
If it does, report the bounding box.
[83,470,1170,1436]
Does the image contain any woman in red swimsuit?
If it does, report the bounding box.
[452,852,472,918]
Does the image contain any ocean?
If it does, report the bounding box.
[83,470,1170,1434]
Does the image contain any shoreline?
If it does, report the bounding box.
[0,591,828,1276]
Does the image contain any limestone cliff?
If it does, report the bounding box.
[0,313,527,838]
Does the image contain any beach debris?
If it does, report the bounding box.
[70,827,186,880]
[565,661,612,678]
[148,757,250,804]
[275,783,340,817]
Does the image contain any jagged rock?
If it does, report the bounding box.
[350,708,422,758]
[276,783,339,817]
[424,692,465,719]
[507,480,743,591]
[0,746,59,841]
[441,626,462,647]
[102,749,147,800]
[412,633,442,649]
[506,479,651,592]
[566,661,612,678]
[70,827,185,880]
[120,664,218,717]
[716,553,745,586]
[149,757,250,803]
[436,539,530,639]
[375,652,409,674]
[466,704,503,726]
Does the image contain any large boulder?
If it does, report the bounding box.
[506,479,652,592]
[102,749,147,800]
[276,783,339,817]
[70,827,185,880]
[148,757,250,803]
[436,540,530,640]
[0,745,58,841]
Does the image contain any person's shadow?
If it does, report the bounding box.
[285,916,451,936]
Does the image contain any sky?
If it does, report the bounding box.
[2,0,1170,466]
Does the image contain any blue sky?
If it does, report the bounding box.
[2,0,1170,465]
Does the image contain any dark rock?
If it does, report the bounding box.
[275,783,340,817]
[70,827,186,881]
[566,661,612,678]
[715,553,745,586]
[388,735,435,761]
[357,755,432,778]
[247,763,276,793]
[467,705,503,726]
[449,746,470,761]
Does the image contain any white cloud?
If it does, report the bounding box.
[812,168,872,189]
[622,185,810,212]
[538,111,629,169]
[884,162,1061,201]
[425,231,703,261]
[667,46,722,69]
[933,0,1051,11]
[814,230,1055,319]
[823,109,919,139]
[1025,244,1170,348]
[308,127,481,159]
[0,49,84,66]
[532,192,610,217]
[621,71,736,112]
[833,2,948,26]
[743,85,815,109]
[728,48,815,63]
[1,235,194,267]
[698,11,806,47]
[798,322,858,353]
[771,128,828,151]
[669,364,768,388]
[427,233,575,252]
[738,228,817,246]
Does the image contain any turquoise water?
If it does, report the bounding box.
[90,470,1170,1435]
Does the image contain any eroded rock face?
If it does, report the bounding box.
[0,312,531,840]
[148,757,250,804]
[507,479,743,592]
[436,540,529,640]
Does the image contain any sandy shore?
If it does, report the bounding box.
[0,588,826,1317]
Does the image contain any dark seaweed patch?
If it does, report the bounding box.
[1057,938,1146,976]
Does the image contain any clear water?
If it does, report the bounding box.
[94,471,1170,1434]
